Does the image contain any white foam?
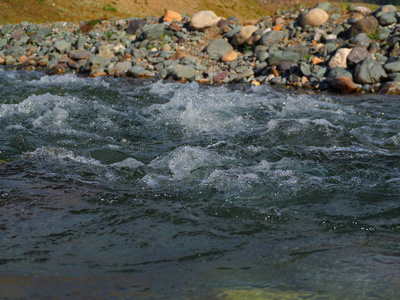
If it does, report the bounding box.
[111,157,144,169]
[29,73,110,87]
[144,82,260,137]
[149,146,229,180]
[26,147,102,167]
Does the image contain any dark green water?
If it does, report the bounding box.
[0,70,399,299]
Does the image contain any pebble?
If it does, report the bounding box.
[1,4,400,94]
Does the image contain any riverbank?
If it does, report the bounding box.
[1,3,400,94]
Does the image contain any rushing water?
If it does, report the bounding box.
[0,69,399,299]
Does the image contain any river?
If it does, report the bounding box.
[0,69,399,299]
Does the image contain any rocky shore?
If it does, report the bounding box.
[2,3,400,94]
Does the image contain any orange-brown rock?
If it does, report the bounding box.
[168,51,187,60]
[18,55,28,63]
[331,77,356,93]
[0,54,5,65]
[221,51,238,62]
[163,10,182,23]
[312,57,324,65]
[90,71,107,77]
[198,78,211,84]
[27,47,37,56]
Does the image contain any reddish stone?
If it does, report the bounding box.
[213,70,229,83]
[331,77,356,93]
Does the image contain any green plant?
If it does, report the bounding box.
[243,44,254,54]
[104,31,114,39]
[103,4,117,12]
[367,32,380,41]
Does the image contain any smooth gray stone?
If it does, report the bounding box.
[384,61,400,73]
[69,50,92,60]
[85,55,106,70]
[206,38,233,59]
[1,24,15,35]
[138,24,165,41]
[74,34,87,50]
[299,62,311,76]
[128,65,145,77]
[317,2,334,13]
[378,12,397,26]
[0,38,8,49]
[259,31,287,47]
[4,46,26,57]
[54,40,71,54]
[284,45,309,59]
[311,66,328,78]
[332,25,344,36]
[233,68,254,82]
[224,26,241,39]
[29,27,52,43]
[257,51,269,62]
[327,67,353,81]
[388,73,400,81]
[171,65,196,81]
[355,57,387,84]
[132,48,149,59]
[180,56,199,66]
[14,35,29,47]
[374,5,397,18]
[269,51,301,65]
[349,33,371,48]
[5,55,17,65]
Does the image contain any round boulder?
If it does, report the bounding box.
[190,11,221,30]
[300,8,329,27]
[232,25,258,46]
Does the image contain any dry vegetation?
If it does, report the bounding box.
[0,0,323,24]
[0,0,381,25]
